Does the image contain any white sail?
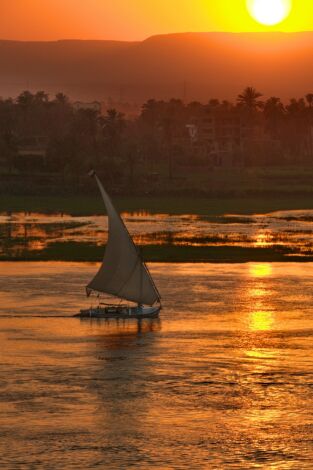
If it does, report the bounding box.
[86,173,160,306]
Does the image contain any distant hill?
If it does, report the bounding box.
[0,32,312,102]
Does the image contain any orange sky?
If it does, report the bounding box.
[1,0,313,41]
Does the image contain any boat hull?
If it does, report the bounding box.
[75,305,161,319]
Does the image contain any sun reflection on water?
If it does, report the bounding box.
[246,264,275,333]
[249,310,275,331]
[249,263,273,278]
[241,265,283,434]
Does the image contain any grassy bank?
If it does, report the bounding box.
[1,166,313,215]
[2,242,312,263]
[1,193,313,216]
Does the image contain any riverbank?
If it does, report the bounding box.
[2,242,313,263]
[2,193,313,216]
[1,166,313,215]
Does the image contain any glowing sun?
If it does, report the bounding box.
[247,0,292,26]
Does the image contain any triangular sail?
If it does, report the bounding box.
[86,173,160,306]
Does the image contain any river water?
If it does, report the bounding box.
[1,262,313,469]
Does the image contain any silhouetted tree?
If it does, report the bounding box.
[306,94,313,108]
[208,99,220,109]
[2,88,313,179]
[34,91,49,104]
[237,87,263,110]
[55,92,69,105]
[264,97,285,139]
[284,98,308,160]
[100,108,126,160]
[16,91,34,108]
[305,95,313,157]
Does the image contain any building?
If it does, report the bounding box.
[186,108,243,167]
[185,107,280,167]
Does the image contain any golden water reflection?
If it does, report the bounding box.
[249,263,273,278]
[240,265,285,443]
[245,263,275,332]
[249,310,275,331]
[1,262,313,468]
[1,210,313,258]
[253,231,273,248]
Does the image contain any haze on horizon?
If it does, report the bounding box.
[2,0,313,42]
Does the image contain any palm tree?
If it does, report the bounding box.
[264,97,284,114]
[285,98,308,159]
[34,91,49,104]
[16,90,34,108]
[237,87,263,110]
[305,95,313,158]
[141,99,166,129]
[100,108,126,159]
[55,93,69,105]
[306,94,313,108]
[285,98,306,116]
[221,100,233,111]
[208,99,220,109]
[263,97,285,139]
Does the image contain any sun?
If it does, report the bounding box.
[247,0,292,26]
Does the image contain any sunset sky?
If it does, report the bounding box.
[2,0,313,42]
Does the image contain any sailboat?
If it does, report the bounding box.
[76,170,162,319]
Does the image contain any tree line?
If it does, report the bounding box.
[0,87,313,179]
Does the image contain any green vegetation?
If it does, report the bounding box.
[1,241,312,263]
[1,89,313,192]
[141,245,308,263]
[1,191,312,216]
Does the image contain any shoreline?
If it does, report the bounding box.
[2,259,313,263]
[2,250,312,263]
[1,193,313,216]
[1,194,312,264]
